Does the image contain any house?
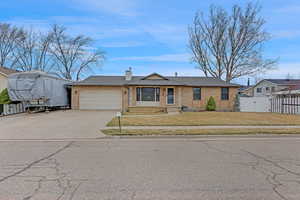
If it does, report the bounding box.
[70,69,240,112]
[0,67,18,92]
[238,86,254,97]
[252,79,300,97]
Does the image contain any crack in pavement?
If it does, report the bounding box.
[201,142,300,200]
[0,142,73,183]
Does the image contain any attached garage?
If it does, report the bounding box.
[79,88,122,110]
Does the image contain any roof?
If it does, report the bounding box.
[71,74,240,87]
[264,79,300,85]
[9,71,72,82]
[0,67,18,76]
[141,73,168,80]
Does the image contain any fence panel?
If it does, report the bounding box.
[271,95,300,114]
[0,103,25,116]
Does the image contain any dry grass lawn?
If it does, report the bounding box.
[102,128,300,136]
[107,112,300,126]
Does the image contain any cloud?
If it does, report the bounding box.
[4,18,50,32]
[111,53,190,62]
[275,5,300,13]
[141,24,188,45]
[102,41,144,48]
[70,0,140,16]
[262,62,300,78]
[272,30,300,39]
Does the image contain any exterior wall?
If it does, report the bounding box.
[240,87,254,97]
[181,86,238,111]
[72,85,238,112]
[0,74,7,92]
[71,86,126,111]
[253,80,285,97]
[128,86,181,109]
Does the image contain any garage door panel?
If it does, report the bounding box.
[79,88,122,110]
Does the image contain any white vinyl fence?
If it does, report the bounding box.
[0,103,26,116]
[240,97,271,112]
[271,94,300,115]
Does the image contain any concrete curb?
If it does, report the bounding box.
[104,125,300,130]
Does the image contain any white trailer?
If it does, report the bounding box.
[7,71,71,109]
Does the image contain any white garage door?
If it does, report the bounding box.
[79,88,122,110]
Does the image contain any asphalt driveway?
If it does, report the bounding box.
[0,110,116,140]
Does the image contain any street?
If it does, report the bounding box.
[0,136,300,200]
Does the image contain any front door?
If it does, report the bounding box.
[167,88,175,105]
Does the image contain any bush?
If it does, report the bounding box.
[0,88,12,104]
[206,96,216,111]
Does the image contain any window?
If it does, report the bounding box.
[136,87,160,102]
[193,88,201,100]
[142,88,155,101]
[266,87,270,92]
[221,87,229,100]
[256,88,262,93]
[136,88,141,101]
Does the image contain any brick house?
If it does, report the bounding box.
[71,69,240,112]
[0,67,18,92]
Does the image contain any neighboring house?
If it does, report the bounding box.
[238,86,254,97]
[252,79,300,97]
[70,69,240,112]
[0,67,18,92]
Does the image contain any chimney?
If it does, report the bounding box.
[125,67,132,81]
[175,72,178,77]
[247,78,250,87]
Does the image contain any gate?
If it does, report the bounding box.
[240,97,271,112]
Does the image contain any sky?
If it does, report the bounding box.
[1,0,300,84]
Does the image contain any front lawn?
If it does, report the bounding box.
[107,112,300,126]
[102,128,300,136]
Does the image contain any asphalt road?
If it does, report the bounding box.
[0,137,300,200]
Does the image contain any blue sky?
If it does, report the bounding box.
[1,0,300,84]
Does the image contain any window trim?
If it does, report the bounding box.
[221,87,229,101]
[193,87,201,101]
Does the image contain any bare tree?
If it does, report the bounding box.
[188,2,277,82]
[14,29,54,72]
[0,23,25,68]
[49,24,105,80]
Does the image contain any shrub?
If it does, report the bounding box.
[206,96,216,111]
[0,88,12,104]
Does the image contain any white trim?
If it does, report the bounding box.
[166,87,175,105]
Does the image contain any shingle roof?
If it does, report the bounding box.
[264,79,300,85]
[71,75,240,87]
[0,67,18,76]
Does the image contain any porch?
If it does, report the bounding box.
[126,86,181,112]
